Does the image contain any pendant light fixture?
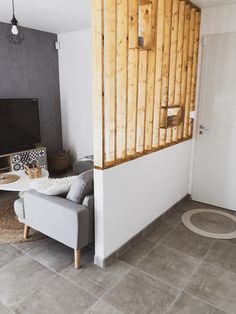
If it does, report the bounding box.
[6,0,24,45]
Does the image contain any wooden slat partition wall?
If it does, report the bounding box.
[92,0,201,169]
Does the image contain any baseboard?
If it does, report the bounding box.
[94,194,190,268]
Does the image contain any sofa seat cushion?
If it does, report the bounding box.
[14,198,25,219]
[67,170,94,204]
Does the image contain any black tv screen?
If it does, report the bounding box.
[0,98,41,154]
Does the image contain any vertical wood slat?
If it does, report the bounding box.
[129,0,139,49]
[178,4,190,140]
[104,0,117,164]
[168,0,179,106]
[144,0,157,151]
[136,50,148,153]
[160,0,172,146]
[152,0,165,148]
[127,0,139,156]
[183,8,196,138]
[188,11,201,137]
[173,0,185,142]
[167,0,179,144]
[116,0,128,160]
[92,0,104,169]
[139,2,152,49]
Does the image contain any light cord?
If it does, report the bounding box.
[12,0,15,16]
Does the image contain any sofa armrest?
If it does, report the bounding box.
[82,194,94,243]
[23,190,89,249]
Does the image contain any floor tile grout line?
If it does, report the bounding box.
[9,273,58,312]
[119,207,184,259]
[165,287,183,313]
[158,222,182,244]
[11,241,91,274]
[131,221,201,269]
[166,257,203,313]
[120,258,187,293]
[220,239,236,248]
[0,248,26,273]
[203,239,236,263]
[0,253,23,273]
[118,227,214,293]
[200,239,217,261]
[10,238,49,252]
[0,302,15,314]
[9,246,99,300]
[128,242,160,267]
[132,265,183,291]
[160,237,236,278]
[167,238,234,314]
[96,266,134,303]
[120,223,181,268]
[183,291,233,314]
[57,272,99,300]
[146,223,179,245]
[84,299,123,314]
[119,242,207,314]
[157,242,203,262]
[200,259,236,278]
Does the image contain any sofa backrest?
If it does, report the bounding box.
[66,169,94,204]
[73,157,94,175]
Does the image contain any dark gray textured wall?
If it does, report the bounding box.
[0,22,62,155]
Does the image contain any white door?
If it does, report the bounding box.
[192,33,236,211]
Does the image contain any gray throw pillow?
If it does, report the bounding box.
[66,169,94,204]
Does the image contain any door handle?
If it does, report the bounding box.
[199,125,209,131]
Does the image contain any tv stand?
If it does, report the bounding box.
[0,147,47,173]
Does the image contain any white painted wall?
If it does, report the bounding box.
[95,141,192,260]
[201,4,236,36]
[58,29,93,160]
[189,4,236,193]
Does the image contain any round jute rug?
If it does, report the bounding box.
[0,193,45,244]
[182,208,236,239]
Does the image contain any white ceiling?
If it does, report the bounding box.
[0,0,236,34]
[0,0,91,34]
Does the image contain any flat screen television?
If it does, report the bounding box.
[0,98,41,154]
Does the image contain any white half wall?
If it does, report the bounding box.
[95,140,192,260]
[58,29,93,160]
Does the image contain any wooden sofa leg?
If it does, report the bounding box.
[74,249,81,269]
[23,225,30,239]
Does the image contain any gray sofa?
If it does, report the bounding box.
[14,161,94,269]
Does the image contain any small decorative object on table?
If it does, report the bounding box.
[0,173,20,184]
[24,163,42,180]
[48,150,71,175]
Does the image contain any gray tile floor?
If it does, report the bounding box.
[0,199,236,314]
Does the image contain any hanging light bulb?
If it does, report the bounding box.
[6,0,24,45]
[11,24,19,35]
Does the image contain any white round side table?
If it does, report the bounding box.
[0,169,49,192]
